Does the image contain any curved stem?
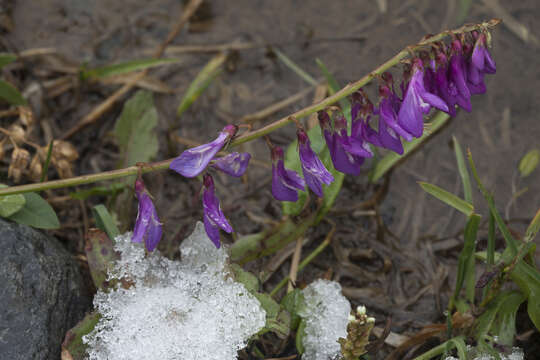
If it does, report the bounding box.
[0,19,500,197]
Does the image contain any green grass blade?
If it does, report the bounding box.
[40,140,54,182]
[452,136,473,203]
[419,182,474,217]
[450,214,481,310]
[177,53,226,117]
[371,111,451,182]
[468,150,518,255]
[524,208,540,243]
[82,58,181,79]
[273,48,318,86]
[92,204,120,241]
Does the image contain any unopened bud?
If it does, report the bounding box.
[8,148,30,182]
[29,154,43,181]
[8,124,26,146]
[53,140,78,162]
[356,305,366,316]
[18,106,34,127]
[54,158,74,179]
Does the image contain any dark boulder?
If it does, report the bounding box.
[0,218,92,360]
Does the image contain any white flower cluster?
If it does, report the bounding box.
[83,222,266,360]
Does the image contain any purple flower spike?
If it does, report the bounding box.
[271,146,305,202]
[297,129,334,197]
[398,58,449,137]
[202,174,232,248]
[211,152,251,177]
[132,178,163,252]
[170,125,237,178]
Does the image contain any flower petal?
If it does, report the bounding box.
[203,214,221,248]
[298,130,334,197]
[202,174,233,236]
[212,152,251,177]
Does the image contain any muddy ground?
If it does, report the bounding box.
[2,0,539,358]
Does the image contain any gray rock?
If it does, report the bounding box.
[0,218,92,360]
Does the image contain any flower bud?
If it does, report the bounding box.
[8,148,30,183]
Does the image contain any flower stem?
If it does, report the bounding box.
[0,19,500,197]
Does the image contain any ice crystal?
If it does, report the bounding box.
[445,347,524,360]
[299,279,352,360]
[84,222,266,360]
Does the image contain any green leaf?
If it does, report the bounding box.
[229,263,259,293]
[92,204,120,241]
[0,79,27,106]
[419,182,474,217]
[450,214,481,310]
[447,336,468,360]
[295,319,307,355]
[371,111,451,182]
[475,290,526,346]
[281,289,305,331]
[518,149,539,178]
[506,259,540,330]
[85,229,120,290]
[254,292,291,338]
[452,136,473,203]
[70,183,126,201]
[176,53,226,117]
[0,53,17,69]
[61,311,101,360]
[114,90,159,167]
[0,184,25,217]
[273,48,318,86]
[7,192,59,229]
[82,58,181,80]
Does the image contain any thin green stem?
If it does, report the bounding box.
[0,19,500,197]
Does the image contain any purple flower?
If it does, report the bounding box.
[466,33,495,95]
[398,58,449,138]
[202,174,232,248]
[297,129,334,197]
[318,111,364,176]
[132,178,162,252]
[211,152,251,177]
[448,40,472,112]
[271,146,305,201]
[170,125,237,178]
[471,33,496,74]
[377,84,412,154]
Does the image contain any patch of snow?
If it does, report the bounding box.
[83,222,266,360]
[444,347,524,360]
[299,279,351,360]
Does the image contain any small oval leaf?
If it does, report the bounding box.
[0,79,27,106]
[7,192,60,229]
[518,149,540,178]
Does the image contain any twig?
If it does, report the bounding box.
[287,237,304,293]
[61,0,204,140]
[270,223,335,297]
